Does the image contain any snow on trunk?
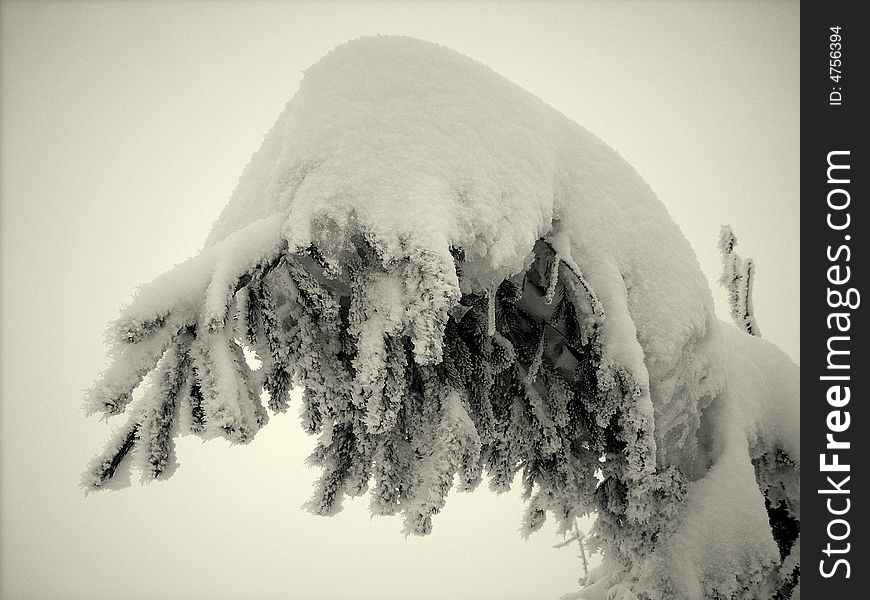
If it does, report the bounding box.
[83,36,799,599]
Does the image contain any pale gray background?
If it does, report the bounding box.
[1,2,798,599]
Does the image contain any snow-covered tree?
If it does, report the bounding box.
[83,37,799,599]
[719,225,761,337]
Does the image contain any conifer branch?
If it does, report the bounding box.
[718,225,761,337]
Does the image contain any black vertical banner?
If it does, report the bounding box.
[802,2,867,598]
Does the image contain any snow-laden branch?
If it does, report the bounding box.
[718,225,762,337]
[83,37,799,599]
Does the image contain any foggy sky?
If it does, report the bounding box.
[0,2,798,599]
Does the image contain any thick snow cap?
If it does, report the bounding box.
[206,35,717,435]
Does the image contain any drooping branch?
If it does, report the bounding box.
[81,36,800,599]
[83,235,675,565]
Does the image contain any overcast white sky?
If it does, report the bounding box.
[1,2,798,599]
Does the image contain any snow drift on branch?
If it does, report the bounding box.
[84,36,799,599]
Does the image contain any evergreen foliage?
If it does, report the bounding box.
[84,236,685,573]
